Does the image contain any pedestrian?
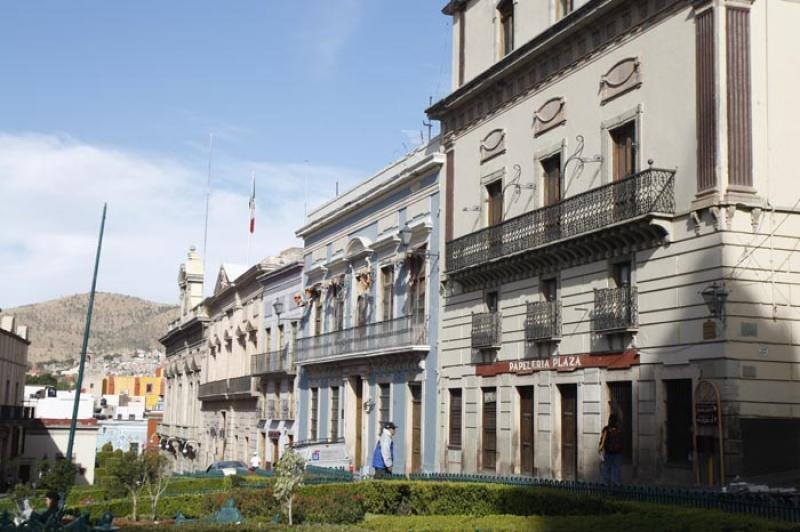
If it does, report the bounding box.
[598,414,623,484]
[372,421,396,479]
[249,452,260,471]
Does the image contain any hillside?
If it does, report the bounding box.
[1,292,179,365]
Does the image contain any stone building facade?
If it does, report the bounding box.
[295,141,444,476]
[429,0,800,484]
[0,316,29,489]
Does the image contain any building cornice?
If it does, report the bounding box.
[427,0,688,136]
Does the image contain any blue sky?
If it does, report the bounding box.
[0,1,452,308]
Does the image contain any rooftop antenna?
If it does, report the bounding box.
[303,159,309,218]
[423,96,433,142]
[202,133,214,286]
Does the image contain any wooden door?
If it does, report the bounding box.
[260,432,267,468]
[354,377,363,469]
[410,383,422,472]
[486,180,504,257]
[520,386,535,475]
[560,384,578,480]
[608,381,633,463]
[271,438,279,468]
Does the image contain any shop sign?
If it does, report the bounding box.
[476,350,638,377]
[696,402,718,426]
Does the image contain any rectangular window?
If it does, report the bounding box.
[379,383,391,425]
[498,0,514,57]
[486,290,499,313]
[334,289,345,331]
[265,327,272,350]
[541,278,558,302]
[449,389,462,449]
[414,255,426,325]
[556,0,574,21]
[278,324,285,350]
[357,295,368,327]
[665,379,693,465]
[611,121,637,181]
[290,321,298,351]
[330,386,340,440]
[541,154,562,206]
[314,297,322,336]
[613,261,632,288]
[486,180,504,226]
[310,387,319,440]
[381,266,394,321]
[482,387,497,471]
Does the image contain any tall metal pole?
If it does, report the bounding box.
[66,203,107,463]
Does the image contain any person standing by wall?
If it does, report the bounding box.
[372,422,396,479]
[599,414,623,484]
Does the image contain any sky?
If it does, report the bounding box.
[0,1,452,308]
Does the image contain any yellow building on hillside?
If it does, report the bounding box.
[102,370,164,411]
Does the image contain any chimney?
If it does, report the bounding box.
[15,325,29,341]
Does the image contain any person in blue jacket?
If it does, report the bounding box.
[372,421,397,479]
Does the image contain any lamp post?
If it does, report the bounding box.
[701,282,730,324]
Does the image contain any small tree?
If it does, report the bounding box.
[106,451,148,520]
[273,448,305,526]
[38,459,77,495]
[143,450,171,520]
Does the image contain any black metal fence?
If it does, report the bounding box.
[525,301,561,341]
[593,286,638,332]
[471,312,501,349]
[447,168,676,273]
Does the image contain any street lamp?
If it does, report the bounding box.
[701,282,729,322]
[272,298,285,317]
[399,225,413,247]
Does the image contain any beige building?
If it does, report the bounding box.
[429,0,800,484]
[160,246,208,473]
[0,316,30,488]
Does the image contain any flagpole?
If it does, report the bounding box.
[247,171,255,265]
[202,133,214,286]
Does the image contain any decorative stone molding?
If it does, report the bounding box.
[600,57,642,104]
[750,207,762,232]
[533,97,566,136]
[479,128,506,163]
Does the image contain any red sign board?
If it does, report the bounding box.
[476,350,638,377]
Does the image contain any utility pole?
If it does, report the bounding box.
[66,203,107,464]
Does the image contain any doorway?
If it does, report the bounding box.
[519,386,534,475]
[260,431,267,468]
[353,376,363,469]
[559,384,578,480]
[271,438,279,468]
[410,383,422,472]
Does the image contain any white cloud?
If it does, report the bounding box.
[303,0,362,75]
[0,132,361,308]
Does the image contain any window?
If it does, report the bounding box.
[449,389,462,449]
[541,154,562,206]
[611,121,637,181]
[278,324,285,350]
[556,0,574,21]
[379,383,391,425]
[330,386,340,439]
[482,387,497,470]
[498,0,514,57]
[265,327,272,350]
[334,283,345,331]
[613,261,632,288]
[413,255,427,325]
[486,291,499,313]
[129,442,139,454]
[357,295,369,327]
[486,180,504,226]
[290,321,298,350]
[665,379,693,465]
[541,278,558,302]
[457,7,466,86]
[145,383,153,394]
[314,297,323,336]
[381,266,394,321]
[310,388,319,440]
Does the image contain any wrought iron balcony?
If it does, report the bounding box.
[447,168,675,274]
[593,286,638,332]
[198,376,256,400]
[295,315,428,365]
[525,301,562,342]
[251,346,296,376]
[472,312,501,349]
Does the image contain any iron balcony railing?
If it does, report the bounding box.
[472,312,501,349]
[525,301,562,341]
[447,168,675,273]
[198,376,255,400]
[295,315,428,365]
[593,286,639,332]
[251,346,296,375]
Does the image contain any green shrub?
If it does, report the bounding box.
[362,514,539,531]
[294,491,365,524]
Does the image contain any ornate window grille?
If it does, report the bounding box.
[593,286,638,332]
[472,312,501,349]
[525,301,562,341]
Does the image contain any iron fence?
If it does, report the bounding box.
[593,286,638,332]
[295,316,427,365]
[251,347,295,375]
[525,301,561,341]
[198,376,254,399]
[447,168,676,273]
[471,312,501,349]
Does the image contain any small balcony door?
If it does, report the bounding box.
[519,386,535,476]
[541,154,562,241]
[410,383,422,473]
[486,180,504,257]
[559,384,577,480]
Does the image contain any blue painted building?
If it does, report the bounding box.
[295,140,444,476]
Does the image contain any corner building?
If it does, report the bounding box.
[429,0,800,484]
[295,142,444,476]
